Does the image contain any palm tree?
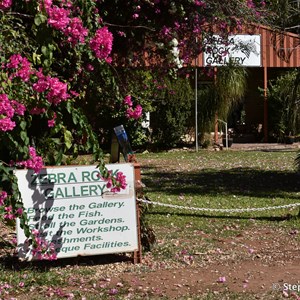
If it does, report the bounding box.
[213,62,248,143]
[215,61,248,121]
[197,62,247,146]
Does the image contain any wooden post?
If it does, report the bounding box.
[263,66,268,142]
[133,163,142,264]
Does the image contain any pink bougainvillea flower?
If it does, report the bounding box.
[111,172,127,192]
[48,112,57,128]
[11,100,26,116]
[33,70,69,104]
[282,290,289,297]
[123,95,133,107]
[4,206,15,220]
[0,190,8,206]
[0,94,13,122]
[16,146,44,173]
[132,105,143,119]
[29,107,46,115]
[89,27,113,60]
[105,57,112,64]
[99,170,127,193]
[86,64,94,72]
[70,90,79,97]
[6,54,33,82]
[16,207,23,215]
[47,6,70,30]
[108,288,118,295]
[63,17,88,45]
[46,77,69,105]
[217,276,226,283]
[29,229,57,260]
[194,0,206,7]
[40,0,52,10]
[0,118,16,131]
[48,119,55,127]
[247,0,255,8]
[117,31,126,37]
[0,93,15,118]
[6,54,23,69]
[0,0,12,10]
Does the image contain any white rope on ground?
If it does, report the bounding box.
[137,198,300,214]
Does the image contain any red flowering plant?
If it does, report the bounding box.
[0,0,125,260]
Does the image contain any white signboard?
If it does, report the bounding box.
[15,164,138,260]
[203,35,261,66]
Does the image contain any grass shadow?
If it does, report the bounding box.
[148,210,299,222]
[0,252,133,271]
[142,167,300,198]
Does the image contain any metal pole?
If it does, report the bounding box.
[195,37,199,152]
[218,119,228,150]
[225,122,228,150]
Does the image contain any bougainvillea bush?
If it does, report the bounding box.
[0,0,131,259]
[0,0,267,259]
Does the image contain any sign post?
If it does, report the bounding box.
[15,164,140,261]
[203,35,261,67]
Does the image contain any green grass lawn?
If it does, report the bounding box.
[0,149,299,299]
[137,149,300,223]
[136,149,300,259]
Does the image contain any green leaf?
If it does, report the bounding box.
[41,45,49,57]
[72,111,78,125]
[51,138,61,145]
[66,101,72,114]
[34,14,47,26]
[43,59,51,68]
[1,173,10,182]
[64,130,73,150]
[32,52,42,65]
[55,150,63,165]
[20,131,28,142]
[19,120,27,130]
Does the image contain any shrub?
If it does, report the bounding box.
[267,69,300,140]
[150,75,194,149]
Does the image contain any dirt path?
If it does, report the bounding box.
[115,259,300,298]
[100,224,300,299]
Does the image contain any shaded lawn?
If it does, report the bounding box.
[142,167,299,198]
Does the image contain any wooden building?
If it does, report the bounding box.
[194,24,300,142]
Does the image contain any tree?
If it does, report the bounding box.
[267,0,300,34]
